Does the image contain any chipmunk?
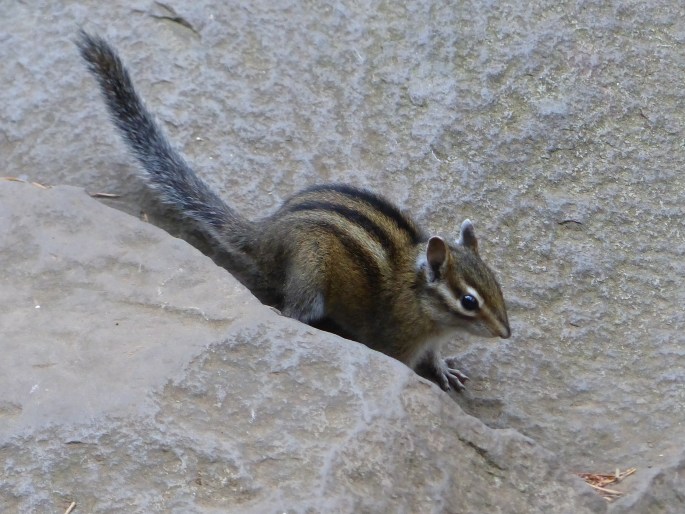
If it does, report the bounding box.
[77,31,510,391]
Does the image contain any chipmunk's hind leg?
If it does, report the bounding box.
[280,263,327,324]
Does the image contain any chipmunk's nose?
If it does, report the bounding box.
[498,309,511,338]
[491,315,511,339]
[485,316,510,339]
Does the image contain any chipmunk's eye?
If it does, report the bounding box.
[461,294,479,311]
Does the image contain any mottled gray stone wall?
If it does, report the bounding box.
[2,1,684,512]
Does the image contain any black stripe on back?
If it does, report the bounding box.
[286,200,400,256]
[308,220,382,291]
[303,184,425,244]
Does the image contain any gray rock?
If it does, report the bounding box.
[610,444,685,513]
[611,448,685,513]
[0,182,603,512]
[2,0,684,510]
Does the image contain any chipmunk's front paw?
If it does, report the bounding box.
[436,357,469,392]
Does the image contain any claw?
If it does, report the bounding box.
[443,361,469,391]
[418,352,470,392]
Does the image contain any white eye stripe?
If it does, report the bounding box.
[436,283,480,317]
[463,286,484,310]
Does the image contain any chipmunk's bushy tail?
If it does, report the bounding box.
[76,30,252,250]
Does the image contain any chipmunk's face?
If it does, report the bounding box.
[418,221,511,339]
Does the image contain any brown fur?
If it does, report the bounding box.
[78,31,511,391]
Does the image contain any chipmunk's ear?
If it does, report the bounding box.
[425,236,448,282]
[456,219,478,253]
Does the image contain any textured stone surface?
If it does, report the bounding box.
[610,448,685,513]
[2,0,685,511]
[0,183,603,512]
